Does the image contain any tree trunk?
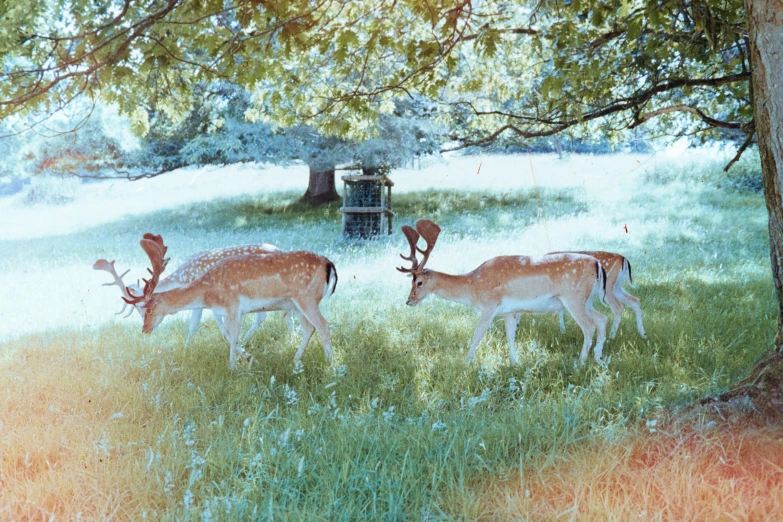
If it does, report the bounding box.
[748,0,783,348]
[301,164,340,206]
[704,0,783,420]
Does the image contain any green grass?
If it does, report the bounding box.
[0,158,778,520]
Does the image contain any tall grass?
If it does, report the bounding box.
[0,156,778,520]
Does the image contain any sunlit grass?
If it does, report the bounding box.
[0,155,779,519]
[480,423,783,520]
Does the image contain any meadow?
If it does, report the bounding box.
[1,153,781,520]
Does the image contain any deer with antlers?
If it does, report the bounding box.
[95,244,295,346]
[119,233,337,369]
[548,251,646,340]
[398,220,608,365]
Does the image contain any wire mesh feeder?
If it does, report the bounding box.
[340,169,394,238]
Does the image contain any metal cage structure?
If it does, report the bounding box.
[339,169,394,238]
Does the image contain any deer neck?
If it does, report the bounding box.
[157,283,207,312]
[429,271,476,306]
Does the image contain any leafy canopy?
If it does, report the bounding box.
[1,0,752,158]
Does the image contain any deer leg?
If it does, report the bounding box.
[586,302,608,362]
[293,315,316,362]
[558,310,566,333]
[466,310,496,363]
[218,310,252,365]
[604,287,625,339]
[224,310,243,370]
[503,313,519,365]
[561,299,596,366]
[214,313,230,343]
[617,288,647,339]
[184,309,203,347]
[240,312,267,344]
[293,300,333,363]
[283,310,296,335]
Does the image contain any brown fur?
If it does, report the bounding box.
[144,251,337,368]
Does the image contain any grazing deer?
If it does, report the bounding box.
[549,251,646,340]
[397,220,608,365]
[95,244,295,345]
[122,234,337,369]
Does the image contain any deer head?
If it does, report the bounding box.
[122,233,169,305]
[397,219,441,306]
[113,233,170,333]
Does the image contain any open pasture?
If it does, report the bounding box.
[0,153,778,520]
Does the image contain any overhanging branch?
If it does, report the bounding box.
[724,124,756,172]
[631,104,744,130]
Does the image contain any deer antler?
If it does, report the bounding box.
[413,219,440,270]
[397,219,441,273]
[397,225,421,273]
[93,259,136,316]
[123,233,170,304]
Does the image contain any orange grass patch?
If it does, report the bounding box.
[480,424,783,521]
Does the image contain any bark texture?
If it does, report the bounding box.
[301,164,340,206]
[703,0,783,421]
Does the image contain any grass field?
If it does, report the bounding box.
[0,153,780,520]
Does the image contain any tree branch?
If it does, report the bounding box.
[724,125,756,172]
[631,104,744,130]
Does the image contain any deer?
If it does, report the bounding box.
[94,244,295,346]
[122,233,337,369]
[397,219,608,366]
[548,251,646,340]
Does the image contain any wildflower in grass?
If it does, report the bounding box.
[184,422,196,447]
[307,403,321,416]
[467,389,491,408]
[249,453,263,467]
[184,489,194,510]
[298,456,305,477]
[188,451,206,485]
[295,429,304,441]
[278,428,291,448]
[200,506,214,522]
[283,384,299,405]
[431,421,447,432]
[164,471,175,493]
[383,405,395,422]
[334,364,347,379]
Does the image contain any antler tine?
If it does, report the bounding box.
[123,233,169,304]
[414,219,441,270]
[93,259,134,301]
[397,225,421,273]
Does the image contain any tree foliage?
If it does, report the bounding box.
[1,0,753,166]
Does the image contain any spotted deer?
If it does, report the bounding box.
[121,234,337,369]
[548,251,646,340]
[95,244,294,345]
[398,220,608,365]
